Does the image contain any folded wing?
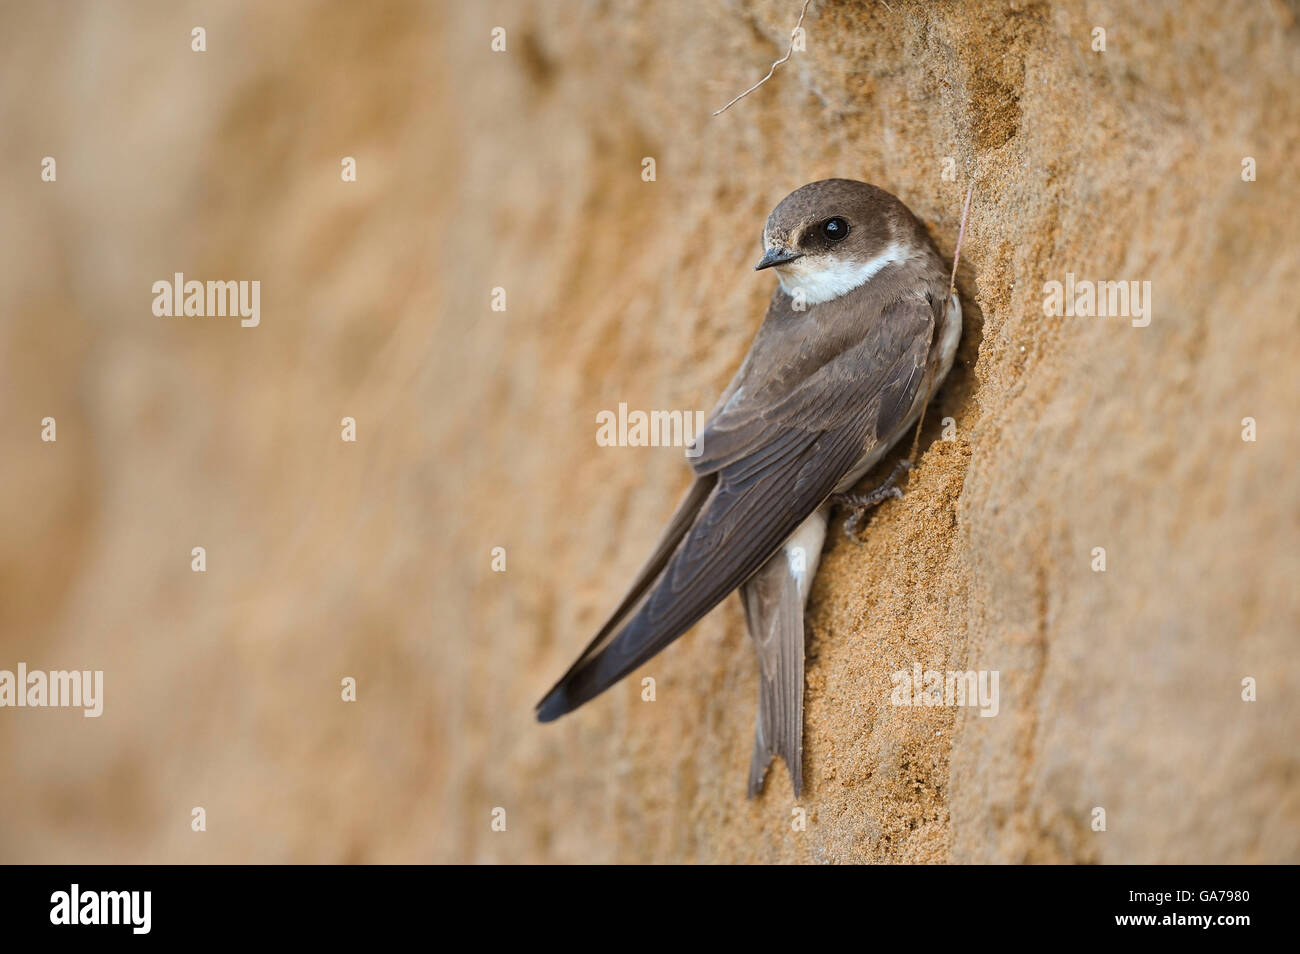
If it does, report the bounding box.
[536,295,937,722]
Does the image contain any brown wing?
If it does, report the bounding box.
[536,295,936,722]
[538,476,715,691]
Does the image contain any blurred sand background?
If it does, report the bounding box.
[1,0,1297,863]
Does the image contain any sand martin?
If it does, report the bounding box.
[537,179,964,797]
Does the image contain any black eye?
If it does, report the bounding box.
[821,217,850,241]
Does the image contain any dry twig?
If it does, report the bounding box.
[712,0,813,116]
[948,183,974,302]
[908,182,975,462]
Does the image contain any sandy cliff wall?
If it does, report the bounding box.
[1,0,1297,862]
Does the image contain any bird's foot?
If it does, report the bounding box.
[831,460,913,542]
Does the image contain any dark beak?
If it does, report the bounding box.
[753,247,803,271]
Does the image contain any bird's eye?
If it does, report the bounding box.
[821,217,850,241]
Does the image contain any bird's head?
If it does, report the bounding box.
[755,178,909,305]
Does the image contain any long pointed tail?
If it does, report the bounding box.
[742,509,827,798]
[743,558,805,797]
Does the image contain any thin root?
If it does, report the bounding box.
[712,0,813,117]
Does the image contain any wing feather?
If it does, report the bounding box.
[536,294,937,721]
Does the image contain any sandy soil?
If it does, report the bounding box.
[1,0,1297,863]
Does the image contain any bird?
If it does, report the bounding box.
[536,178,964,797]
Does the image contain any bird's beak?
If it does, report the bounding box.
[754,246,803,271]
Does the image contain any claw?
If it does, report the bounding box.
[832,459,913,542]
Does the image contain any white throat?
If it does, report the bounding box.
[775,242,907,305]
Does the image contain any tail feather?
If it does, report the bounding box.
[743,508,827,797]
[743,556,806,797]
